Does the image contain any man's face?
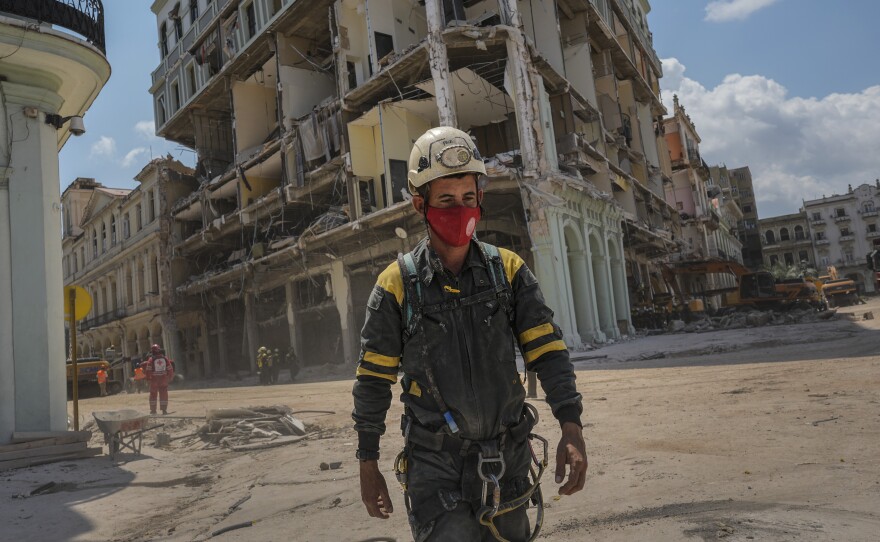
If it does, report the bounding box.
[413,174,482,213]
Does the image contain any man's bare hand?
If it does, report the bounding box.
[555,421,587,496]
[359,460,394,518]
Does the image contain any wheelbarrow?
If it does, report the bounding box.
[93,410,164,461]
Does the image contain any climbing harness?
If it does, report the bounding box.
[395,243,546,541]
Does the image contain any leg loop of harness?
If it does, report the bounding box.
[478,432,549,542]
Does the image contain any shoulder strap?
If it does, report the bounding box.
[397,252,422,332]
[479,241,509,290]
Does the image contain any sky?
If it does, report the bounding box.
[58,0,880,219]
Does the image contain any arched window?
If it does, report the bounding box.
[765,230,776,245]
[779,227,790,241]
[92,229,98,258]
[101,222,107,252]
[864,201,875,212]
[159,22,168,57]
[794,225,804,240]
[110,216,117,245]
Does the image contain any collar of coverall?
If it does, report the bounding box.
[414,236,488,285]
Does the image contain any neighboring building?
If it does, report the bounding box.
[758,212,814,269]
[803,182,880,293]
[728,165,763,269]
[61,159,199,372]
[0,1,110,442]
[662,95,718,263]
[147,0,676,371]
[707,165,744,264]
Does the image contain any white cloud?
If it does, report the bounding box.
[89,136,117,158]
[121,147,149,168]
[660,57,880,217]
[704,0,780,22]
[134,120,157,140]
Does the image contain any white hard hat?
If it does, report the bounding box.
[407,127,487,195]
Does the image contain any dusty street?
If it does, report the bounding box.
[3,300,880,542]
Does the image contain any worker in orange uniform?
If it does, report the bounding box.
[96,367,108,397]
[144,344,175,415]
[133,364,146,394]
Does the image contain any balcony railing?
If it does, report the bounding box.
[862,210,878,218]
[79,307,126,331]
[815,239,830,245]
[839,235,855,242]
[0,0,106,53]
[834,214,851,223]
[867,230,880,238]
[810,218,824,225]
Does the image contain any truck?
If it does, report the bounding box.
[811,266,858,307]
[66,357,124,397]
[660,259,823,315]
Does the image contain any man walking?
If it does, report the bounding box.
[353,127,587,541]
[96,366,108,397]
[144,344,174,415]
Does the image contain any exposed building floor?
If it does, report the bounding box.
[3,300,880,541]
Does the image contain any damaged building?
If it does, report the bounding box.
[147,0,677,375]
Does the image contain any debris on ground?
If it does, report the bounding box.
[664,308,838,334]
[197,405,311,450]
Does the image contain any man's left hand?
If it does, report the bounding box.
[555,421,587,496]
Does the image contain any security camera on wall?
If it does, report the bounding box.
[45,113,86,136]
[68,116,86,136]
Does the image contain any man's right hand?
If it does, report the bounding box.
[359,460,394,519]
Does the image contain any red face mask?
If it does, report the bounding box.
[426,204,482,247]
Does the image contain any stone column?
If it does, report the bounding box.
[602,237,623,340]
[0,167,15,438]
[244,293,259,374]
[214,303,228,375]
[4,85,68,432]
[330,260,357,364]
[285,282,300,358]
[616,235,635,335]
[424,0,458,127]
[582,226,606,343]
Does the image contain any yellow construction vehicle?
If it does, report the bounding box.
[660,259,823,314]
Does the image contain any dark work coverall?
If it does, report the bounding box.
[352,238,582,541]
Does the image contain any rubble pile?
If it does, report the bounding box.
[197,405,309,451]
[668,308,837,334]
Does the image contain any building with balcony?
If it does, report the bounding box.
[727,165,763,269]
[61,159,199,373]
[758,211,814,269]
[803,181,880,293]
[147,0,677,370]
[707,165,744,265]
[0,0,110,443]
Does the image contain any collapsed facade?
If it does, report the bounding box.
[147,0,677,375]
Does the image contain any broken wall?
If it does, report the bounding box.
[560,12,597,109]
[335,0,371,90]
[232,78,278,156]
[518,0,565,74]
[278,34,337,120]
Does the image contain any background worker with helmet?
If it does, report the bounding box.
[353,127,587,541]
[257,346,270,385]
[144,344,174,415]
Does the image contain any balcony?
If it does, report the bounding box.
[815,239,830,245]
[2,0,106,53]
[862,210,878,218]
[833,214,851,223]
[867,230,880,238]
[79,308,126,331]
[810,218,825,226]
[839,235,855,243]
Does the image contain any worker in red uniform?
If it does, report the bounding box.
[96,367,108,397]
[144,344,174,415]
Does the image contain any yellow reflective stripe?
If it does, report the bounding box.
[518,323,554,345]
[376,262,404,306]
[363,351,400,368]
[409,380,422,397]
[498,248,525,284]
[356,366,398,383]
[524,340,567,365]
